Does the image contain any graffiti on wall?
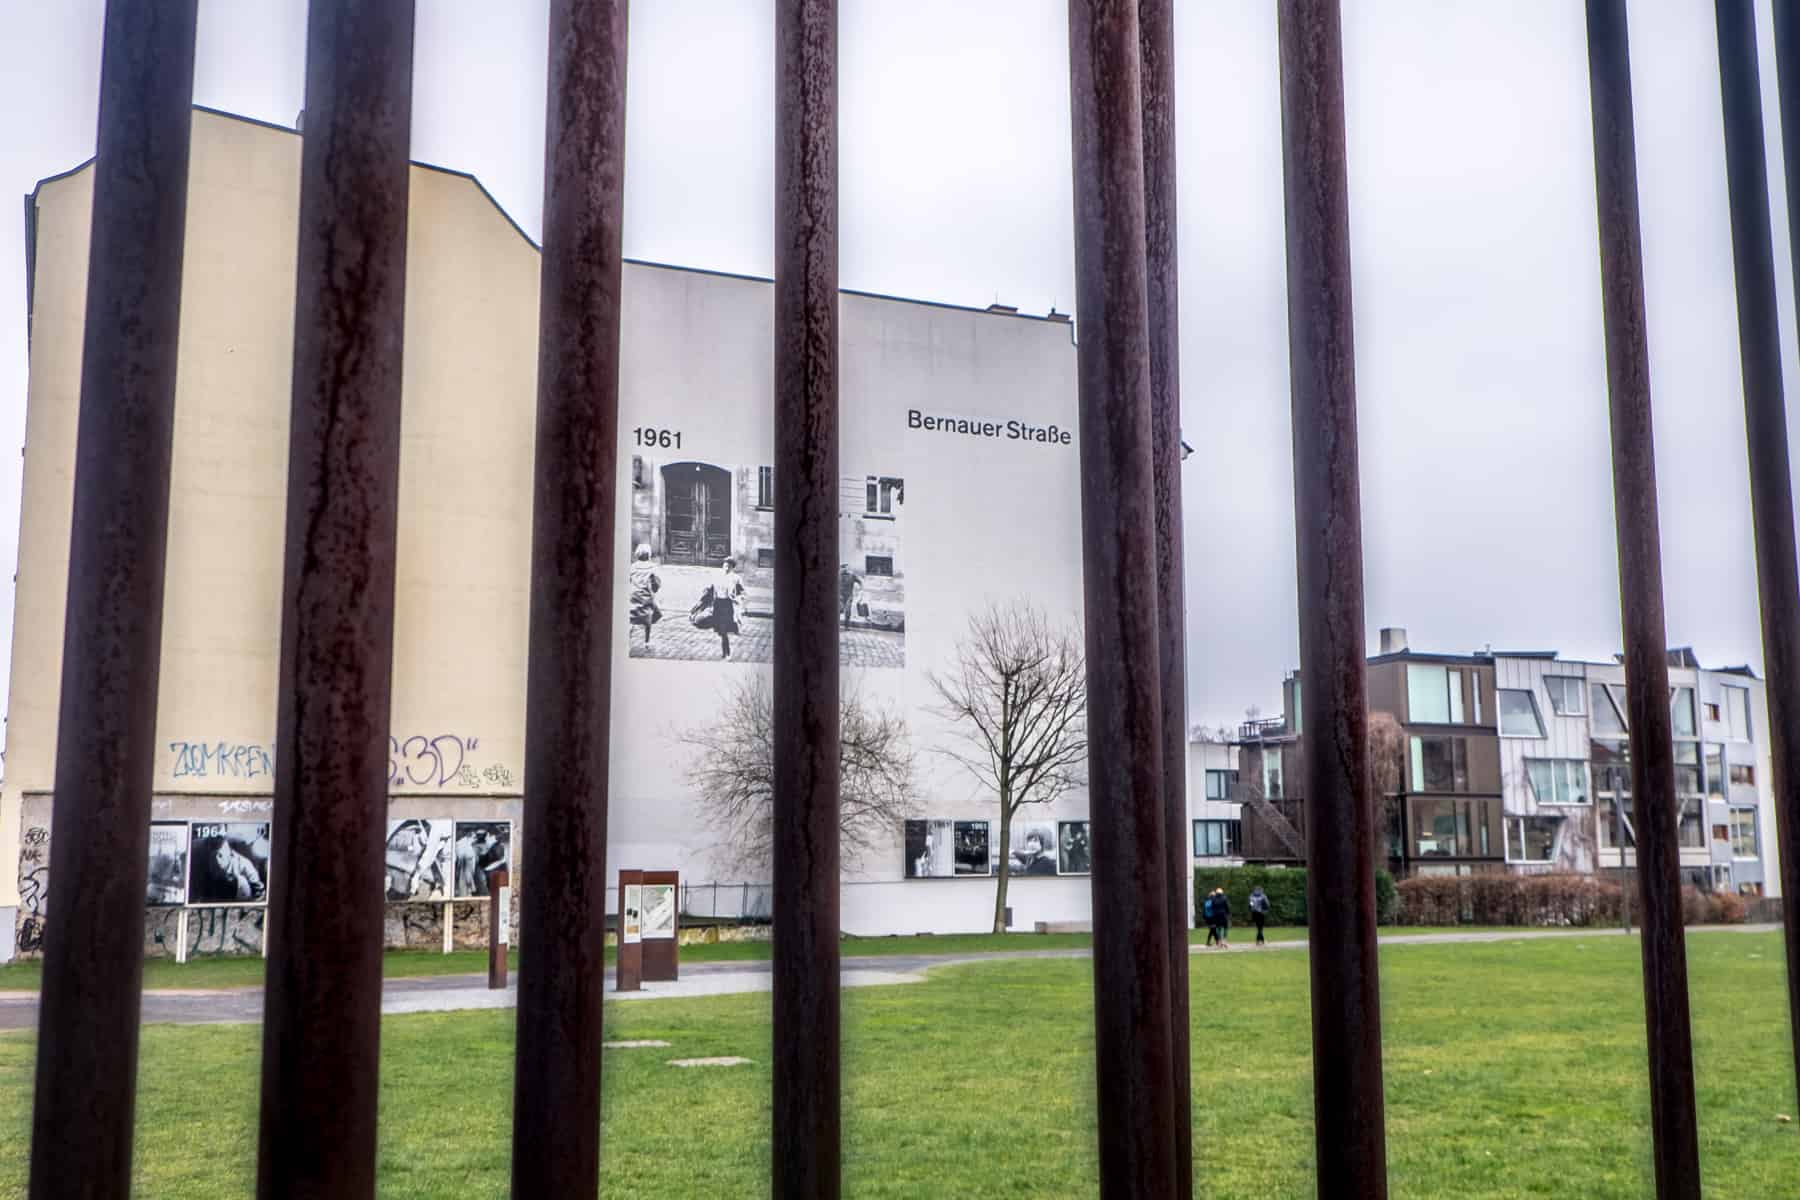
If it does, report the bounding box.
[163,734,515,791]
[187,906,264,955]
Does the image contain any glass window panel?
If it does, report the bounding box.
[1449,670,1465,724]
[1592,684,1626,736]
[1671,687,1696,738]
[1731,810,1758,858]
[1726,686,1751,740]
[1499,690,1545,737]
[1731,764,1756,786]
[1506,816,1558,862]
[1679,797,1705,849]
[1526,760,1553,805]
[1263,748,1283,799]
[1706,746,1726,797]
[1408,664,1451,724]
[1410,737,1424,791]
[1545,676,1585,715]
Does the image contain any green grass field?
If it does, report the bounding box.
[0,925,1517,992]
[0,930,1791,1196]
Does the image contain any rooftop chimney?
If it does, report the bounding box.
[1379,627,1408,655]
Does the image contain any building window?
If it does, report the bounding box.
[1498,689,1545,737]
[1410,796,1493,858]
[865,555,894,577]
[1262,747,1284,799]
[1407,664,1458,724]
[1712,823,1730,845]
[1410,736,1469,793]
[1544,675,1585,716]
[1725,685,1752,741]
[1599,796,1634,849]
[1705,745,1726,798]
[865,475,902,517]
[1525,758,1589,806]
[1678,797,1706,849]
[1731,809,1759,859]
[757,547,775,569]
[1504,815,1560,863]
[1704,701,1722,723]
[1591,683,1627,736]
[633,457,648,489]
[1674,742,1702,797]
[1730,763,1756,786]
[757,465,774,509]
[1192,819,1241,858]
[1204,769,1237,801]
[1670,687,1696,738]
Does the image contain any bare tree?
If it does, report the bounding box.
[928,602,1087,933]
[677,675,917,874]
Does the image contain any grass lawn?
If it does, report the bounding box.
[0,925,1527,991]
[0,929,1792,1196]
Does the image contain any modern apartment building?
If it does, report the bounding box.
[1235,629,1781,898]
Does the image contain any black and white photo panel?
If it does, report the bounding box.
[627,454,908,668]
[187,822,271,904]
[453,821,512,898]
[904,819,954,878]
[952,820,990,876]
[1057,820,1091,875]
[1008,821,1059,877]
[147,821,188,906]
[385,818,453,901]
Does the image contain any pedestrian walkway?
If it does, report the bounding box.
[0,924,1773,1030]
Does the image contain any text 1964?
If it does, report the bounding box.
[634,427,682,449]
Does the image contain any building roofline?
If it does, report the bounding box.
[29,105,1081,338]
[1366,649,1494,667]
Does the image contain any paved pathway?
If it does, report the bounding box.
[0,924,1774,1031]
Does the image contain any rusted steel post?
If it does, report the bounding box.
[1585,4,1703,1196]
[255,5,415,1198]
[1743,0,1800,1101]
[27,5,198,1197]
[1067,2,1179,1195]
[510,2,629,1193]
[1276,4,1388,1196]
[773,1,841,1195]
[1137,0,1193,1192]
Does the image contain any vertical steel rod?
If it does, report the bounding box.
[27,4,198,1197]
[510,2,629,1194]
[773,1,841,1195]
[1749,0,1800,1102]
[1138,0,1193,1192]
[1067,2,1179,1195]
[255,5,415,1197]
[1585,4,1703,1196]
[1275,4,1388,1196]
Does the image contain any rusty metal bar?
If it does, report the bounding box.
[1067,2,1179,1195]
[27,4,199,1196]
[255,5,415,1198]
[1584,4,1703,1196]
[1276,4,1388,1196]
[1743,0,1800,1102]
[773,1,841,1195]
[509,1,629,1193]
[1137,0,1193,1191]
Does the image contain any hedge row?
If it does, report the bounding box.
[1193,865,1398,926]
[1393,872,1749,927]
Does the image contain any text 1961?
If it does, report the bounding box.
[634,427,682,449]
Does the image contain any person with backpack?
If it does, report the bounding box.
[1248,884,1270,946]
[1212,887,1232,948]
[1203,887,1227,948]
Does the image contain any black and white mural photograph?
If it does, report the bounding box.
[186,822,271,904]
[1058,821,1091,875]
[146,822,187,905]
[1007,822,1059,877]
[453,821,511,898]
[952,820,990,875]
[628,455,907,668]
[905,819,992,878]
[385,818,453,901]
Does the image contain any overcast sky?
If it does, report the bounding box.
[2,1,1799,735]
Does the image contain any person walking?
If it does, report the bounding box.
[711,556,746,659]
[628,544,662,646]
[1248,884,1270,947]
[838,562,863,629]
[1214,887,1232,948]
[1203,888,1221,948]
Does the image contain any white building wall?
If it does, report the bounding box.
[1492,655,1595,873]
